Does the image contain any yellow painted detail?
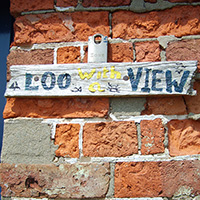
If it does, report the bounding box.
[89,82,105,93]
[110,66,121,79]
[97,71,101,79]
[103,67,109,78]
[78,68,96,80]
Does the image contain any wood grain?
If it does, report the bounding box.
[5,61,197,97]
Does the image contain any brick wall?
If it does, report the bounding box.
[1,0,200,199]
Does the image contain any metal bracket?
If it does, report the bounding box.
[88,34,108,63]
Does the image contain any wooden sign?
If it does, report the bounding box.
[5,61,197,97]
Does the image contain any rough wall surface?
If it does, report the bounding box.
[1,0,200,200]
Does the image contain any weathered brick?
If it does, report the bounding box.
[82,45,88,63]
[0,163,110,198]
[56,0,78,7]
[160,160,200,197]
[115,160,200,198]
[135,41,161,62]
[142,96,187,115]
[13,12,109,45]
[82,0,131,7]
[112,6,200,39]
[83,121,138,157]
[108,43,134,62]
[115,162,162,197]
[140,118,165,155]
[10,0,54,17]
[184,81,200,114]
[166,39,200,71]
[7,49,54,81]
[3,98,109,119]
[168,119,200,156]
[57,46,81,64]
[7,49,54,66]
[55,124,80,158]
[1,119,56,164]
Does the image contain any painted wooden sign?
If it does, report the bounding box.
[5,61,197,97]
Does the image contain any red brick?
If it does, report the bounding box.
[115,160,200,198]
[7,49,54,81]
[115,162,162,197]
[7,49,54,66]
[140,119,165,155]
[135,41,161,62]
[160,160,200,197]
[184,81,200,114]
[3,97,109,119]
[55,124,80,158]
[56,0,78,7]
[10,0,54,17]
[13,12,110,45]
[0,163,110,198]
[82,46,88,63]
[142,96,187,115]
[57,46,81,64]
[108,43,134,62]
[83,121,138,157]
[166,39,200,71]
[82,0,131,7]
[168,119,200,156]
[112,6,200,39]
